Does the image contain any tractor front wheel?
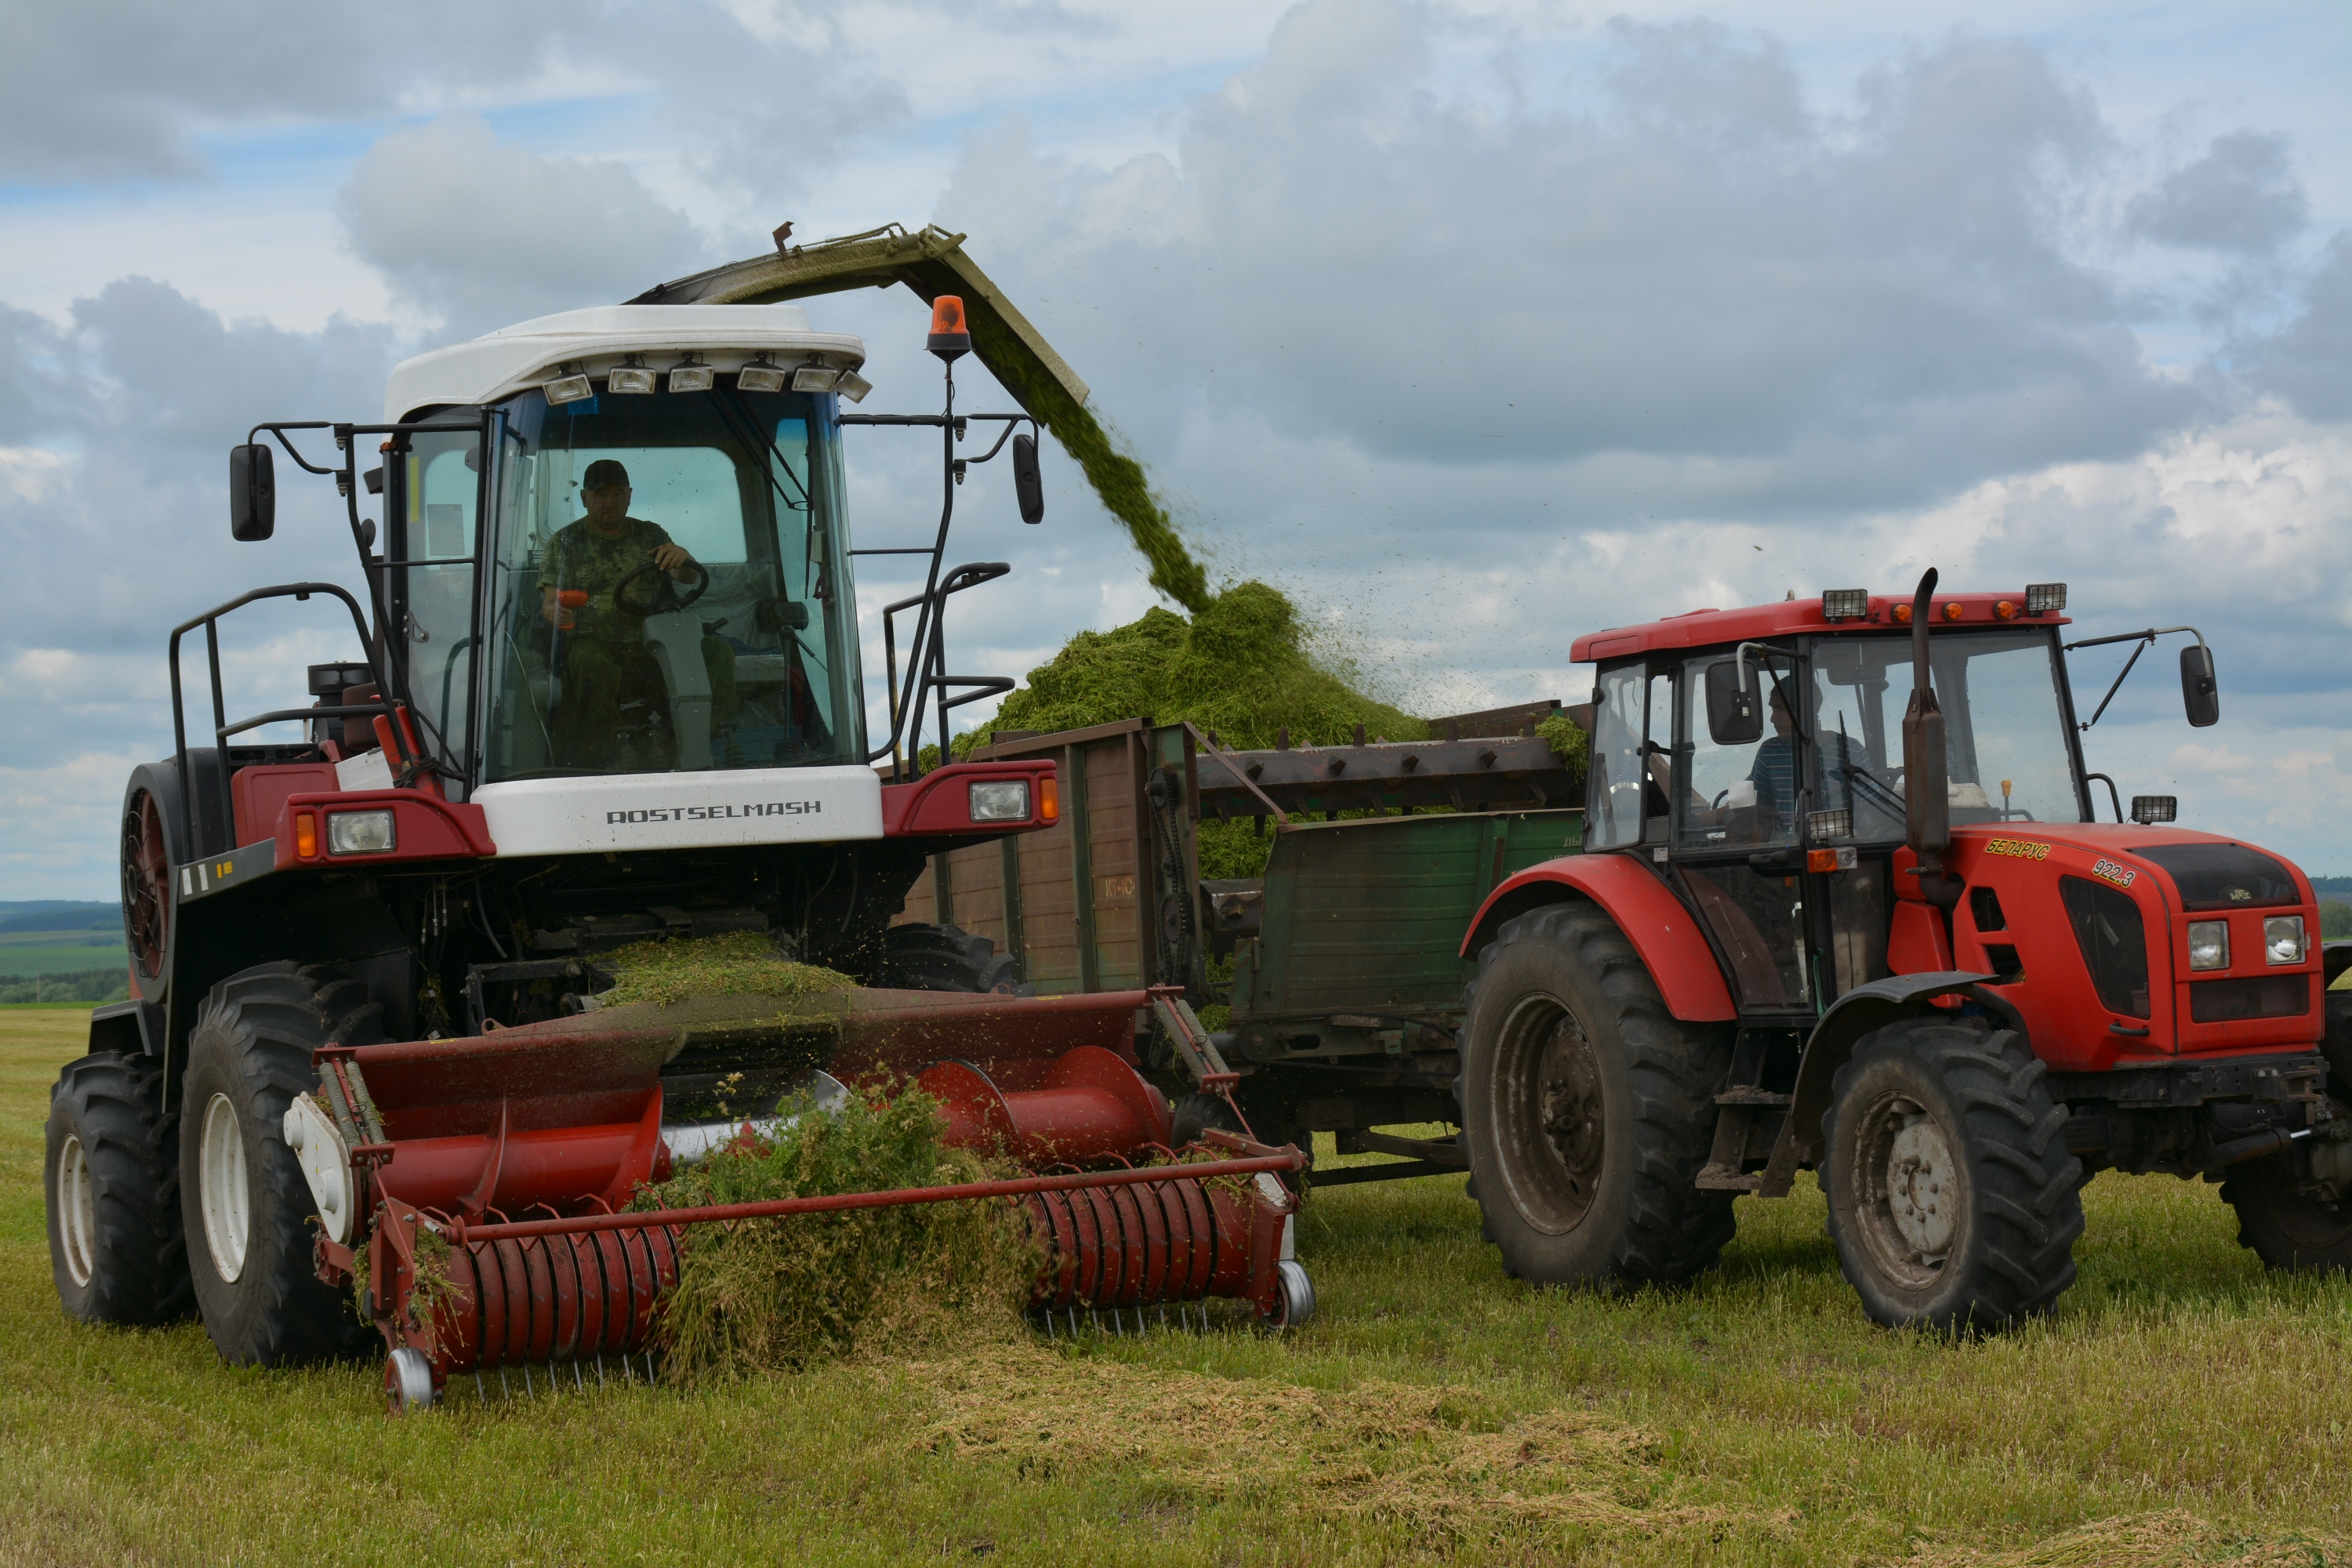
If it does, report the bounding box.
[880,923,1026,994]
[45,1051,194,1325]
[2221,1156,2352,1273]
[1459,902,1735,1288]
[1822,1019,2082,1330]
[180,963,383,1365]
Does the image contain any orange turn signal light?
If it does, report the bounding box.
[294,811,318,859]
[1942,601,1964,622]
[1807,848,1838,873]
[1039,775,1059,824]
[1994,599,2018,620]
[1893,602,1913,623]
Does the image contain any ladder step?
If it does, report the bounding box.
[1695,1162,1766,1192]
[1715,1089,1791,1108]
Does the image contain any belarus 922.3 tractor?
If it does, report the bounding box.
[44,227,1312,1408]
[1450,572,2352,1327]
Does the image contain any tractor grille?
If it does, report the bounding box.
[2188,975,2312,1024]
[2060,875,2150,1018]
[2137,844,2299,912]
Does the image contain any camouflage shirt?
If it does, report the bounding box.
[539,516,678,644]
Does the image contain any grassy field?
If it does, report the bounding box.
[2,1004,2347,1566]
[0,935,127,978]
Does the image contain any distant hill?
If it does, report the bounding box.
[0,902,121,936]
[2309,877,2352,899]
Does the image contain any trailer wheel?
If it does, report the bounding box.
[2220,1157,2352,1273]
[45,1051,194,1325]
[1459,902,1735,1287]
[880,923,1026,994]
[1822,1019,2082,1330]
[180,963,383,1365]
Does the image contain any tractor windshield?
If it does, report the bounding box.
[477,383,864,782]
[1809,629,2084,838]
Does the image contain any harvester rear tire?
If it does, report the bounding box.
[1459,902,1736,1289]
[180,963,383,1366]
[45,1051,194,1325]
[880,923,1025,995]
[1822,1019,2083,1331]
[2220,1156,2352,1273]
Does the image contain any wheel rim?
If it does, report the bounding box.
[198,1092,250,1283]
[1849,1092,1962,1291]
[121,790,169,979]
[56,1134,96,1287]
[1491,993,1606,1235]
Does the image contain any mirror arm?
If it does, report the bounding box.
[2063,625,2207,731]
[247,423,341,476]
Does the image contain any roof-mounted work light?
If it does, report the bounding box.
[736,354,786,394]
[1820,589,1868,622]
[608,356,655,395]
[543,362,593,405]
[2026,582,2067,614]
[834,368,872,403]
[667,354,713,394]
[792,358,841,394]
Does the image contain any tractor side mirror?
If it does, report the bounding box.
[2180,644,2220,728]
[1011,432,1044,524]
[1704,659,1762,746]
[230,444,275,541]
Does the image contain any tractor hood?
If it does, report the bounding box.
[1945,822,2313,913]
[383,304,866,422]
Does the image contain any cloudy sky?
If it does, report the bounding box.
[1,0,2347,898]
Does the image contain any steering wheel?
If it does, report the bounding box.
[613,559,710,616]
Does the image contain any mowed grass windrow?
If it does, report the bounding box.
[2,1005,2346,1566]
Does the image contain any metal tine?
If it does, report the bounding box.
[474,1373,486,1402]
[574,1362,584,1392]
[644,1352,657,1387]
[500,1368,511,1399]
[595,1353,606,1388]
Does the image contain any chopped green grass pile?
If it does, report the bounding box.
[639,1084,1035,1382]
[595,931,855,1009]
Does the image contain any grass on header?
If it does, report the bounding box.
[0,1007,2347,1565]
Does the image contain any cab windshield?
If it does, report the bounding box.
[477,383,864,782]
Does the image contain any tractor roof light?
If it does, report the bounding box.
[2132,794,2177,825]
[1941,601,1964,621]
[927,295,971,361]
[543,362,593,405]
[1893,601,1913,624]
[1994,599,2018,620]
[667,354,714,394]
[608,356,655,395]
[792,358,841,394]
[2027,582,2067,614]
[1820,589,1868,622]
[835,368,872,403]
[736,354,787,394]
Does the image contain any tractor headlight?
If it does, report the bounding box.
[2187,920,2230,971]
[327,809,397,855]
[2264,916,2306,966]
[968,780,1030,822]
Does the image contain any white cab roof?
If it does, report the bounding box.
[382,304,867,421]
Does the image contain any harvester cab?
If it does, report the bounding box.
[1456,573,2352,1330]
[49,227,1313,1406]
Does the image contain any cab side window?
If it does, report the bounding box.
[1586,662,1647,850]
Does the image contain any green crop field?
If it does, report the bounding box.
[0,934,126,978]
[2,1004,2347,1566]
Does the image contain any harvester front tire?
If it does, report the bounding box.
[881,923,1025,994]
[180,963,383,1365]
[2220,1157,2352,1273]
[1459,902,1736,1288]
[1822,1019,2083,1331]
[45,1051,194,1325]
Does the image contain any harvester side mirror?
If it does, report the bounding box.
[230,444,276,541]
[1011,432,1044,524]
[1704,659,1762,746]
[2180,644,2220,728]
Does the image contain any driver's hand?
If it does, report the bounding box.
[653,543,695,577]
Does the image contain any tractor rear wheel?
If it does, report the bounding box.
[180,963,383,1365]
[1822,1019,2082,1330]
[2221,1156,2352,1273]
[1459,902,1736,1288]
[45,1051,194,1325]
[880,923,1025,994]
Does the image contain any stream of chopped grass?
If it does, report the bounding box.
[2,1006,2347,1566]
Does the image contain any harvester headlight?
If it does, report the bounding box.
[2264,916,2306,966]
[327,809,397,856]
[835,369,872,403]
[543,364,593,405]
[1820,590,1868,622]
[791,363,841,394]
[968,780,1031,822]
[736,356,787,394]
[668,355,714,394]
[607,358,655,395]
[2187,919,2230,971]
[2027,582,2067,614]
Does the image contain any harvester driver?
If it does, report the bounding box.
[539,459,738,768]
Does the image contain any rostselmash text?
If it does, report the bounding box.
[605,802,824,825]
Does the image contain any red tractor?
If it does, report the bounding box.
[1454,573,2350,1328]
[43,230,1310,1405]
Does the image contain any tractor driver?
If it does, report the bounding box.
[539,459,738,769]
[1744,680,1863,838]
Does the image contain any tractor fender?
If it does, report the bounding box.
[1757,971,1994,1194]
[1459,853,1736,1023]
